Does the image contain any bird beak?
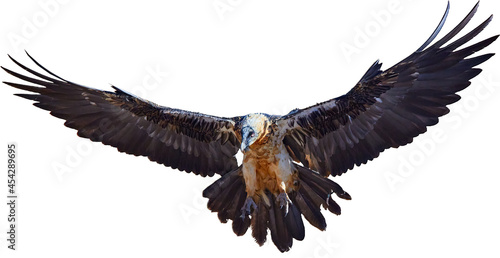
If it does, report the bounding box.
[241,142,250,153]
[241,126,253,153]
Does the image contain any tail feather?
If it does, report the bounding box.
[207,177,241,212]
[292,191,326,230]
[326,196,342,215]
[225,185,247,222]
[203,167,242,199]
[284,197,305,241]
[203,167,246,225]
[251,200,268,245]
[232,209,251,236]
[297,165,351,200]
[202,164,350,252]
[268,192,293,252]
[231,187,251,236]
[223,184,247,223]
[299,179,328,208]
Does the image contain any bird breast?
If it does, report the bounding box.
[242,131,296,198]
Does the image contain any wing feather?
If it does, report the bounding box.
[2,54,242,177]
[279,2,497,177]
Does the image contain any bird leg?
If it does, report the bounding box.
[276,192,291,215]
[277,180,291,204]
[276,192,290,207]
[240,196,258,219]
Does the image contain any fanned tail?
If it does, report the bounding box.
[292,164,351,232]
[202,166,251,235]
[202,164,350,252]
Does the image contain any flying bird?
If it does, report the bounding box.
[2,2,497,252]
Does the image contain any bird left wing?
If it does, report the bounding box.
[2,53,242,177]
[277,2,497,177]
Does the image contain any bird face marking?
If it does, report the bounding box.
[240,113,270,152]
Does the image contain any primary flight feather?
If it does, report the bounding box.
[2,2,497,252]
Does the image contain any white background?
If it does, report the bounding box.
[1,0,499,257]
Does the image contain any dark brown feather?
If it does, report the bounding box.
[279,3,497,177]
[293,191,326,230]
[285,199,305,241]
[3,54,243,177]
[268,192,293,253]
[232,211,251,236]
[250,199,269,246]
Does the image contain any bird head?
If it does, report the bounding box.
[240,113,270,153]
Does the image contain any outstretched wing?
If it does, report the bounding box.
[278,2,498,177]
[2,53,242,177]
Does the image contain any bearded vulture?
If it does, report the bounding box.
[2,2,497,253]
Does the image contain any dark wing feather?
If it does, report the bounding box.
[279,2,497,177]
[2,53,242,177]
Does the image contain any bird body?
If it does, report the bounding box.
[2,2,497,253]
[240,113,297,207]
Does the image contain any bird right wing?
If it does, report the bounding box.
[2,53,243,177]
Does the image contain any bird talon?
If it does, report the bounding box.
[240,197,258,219]
[277,192,290,215]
